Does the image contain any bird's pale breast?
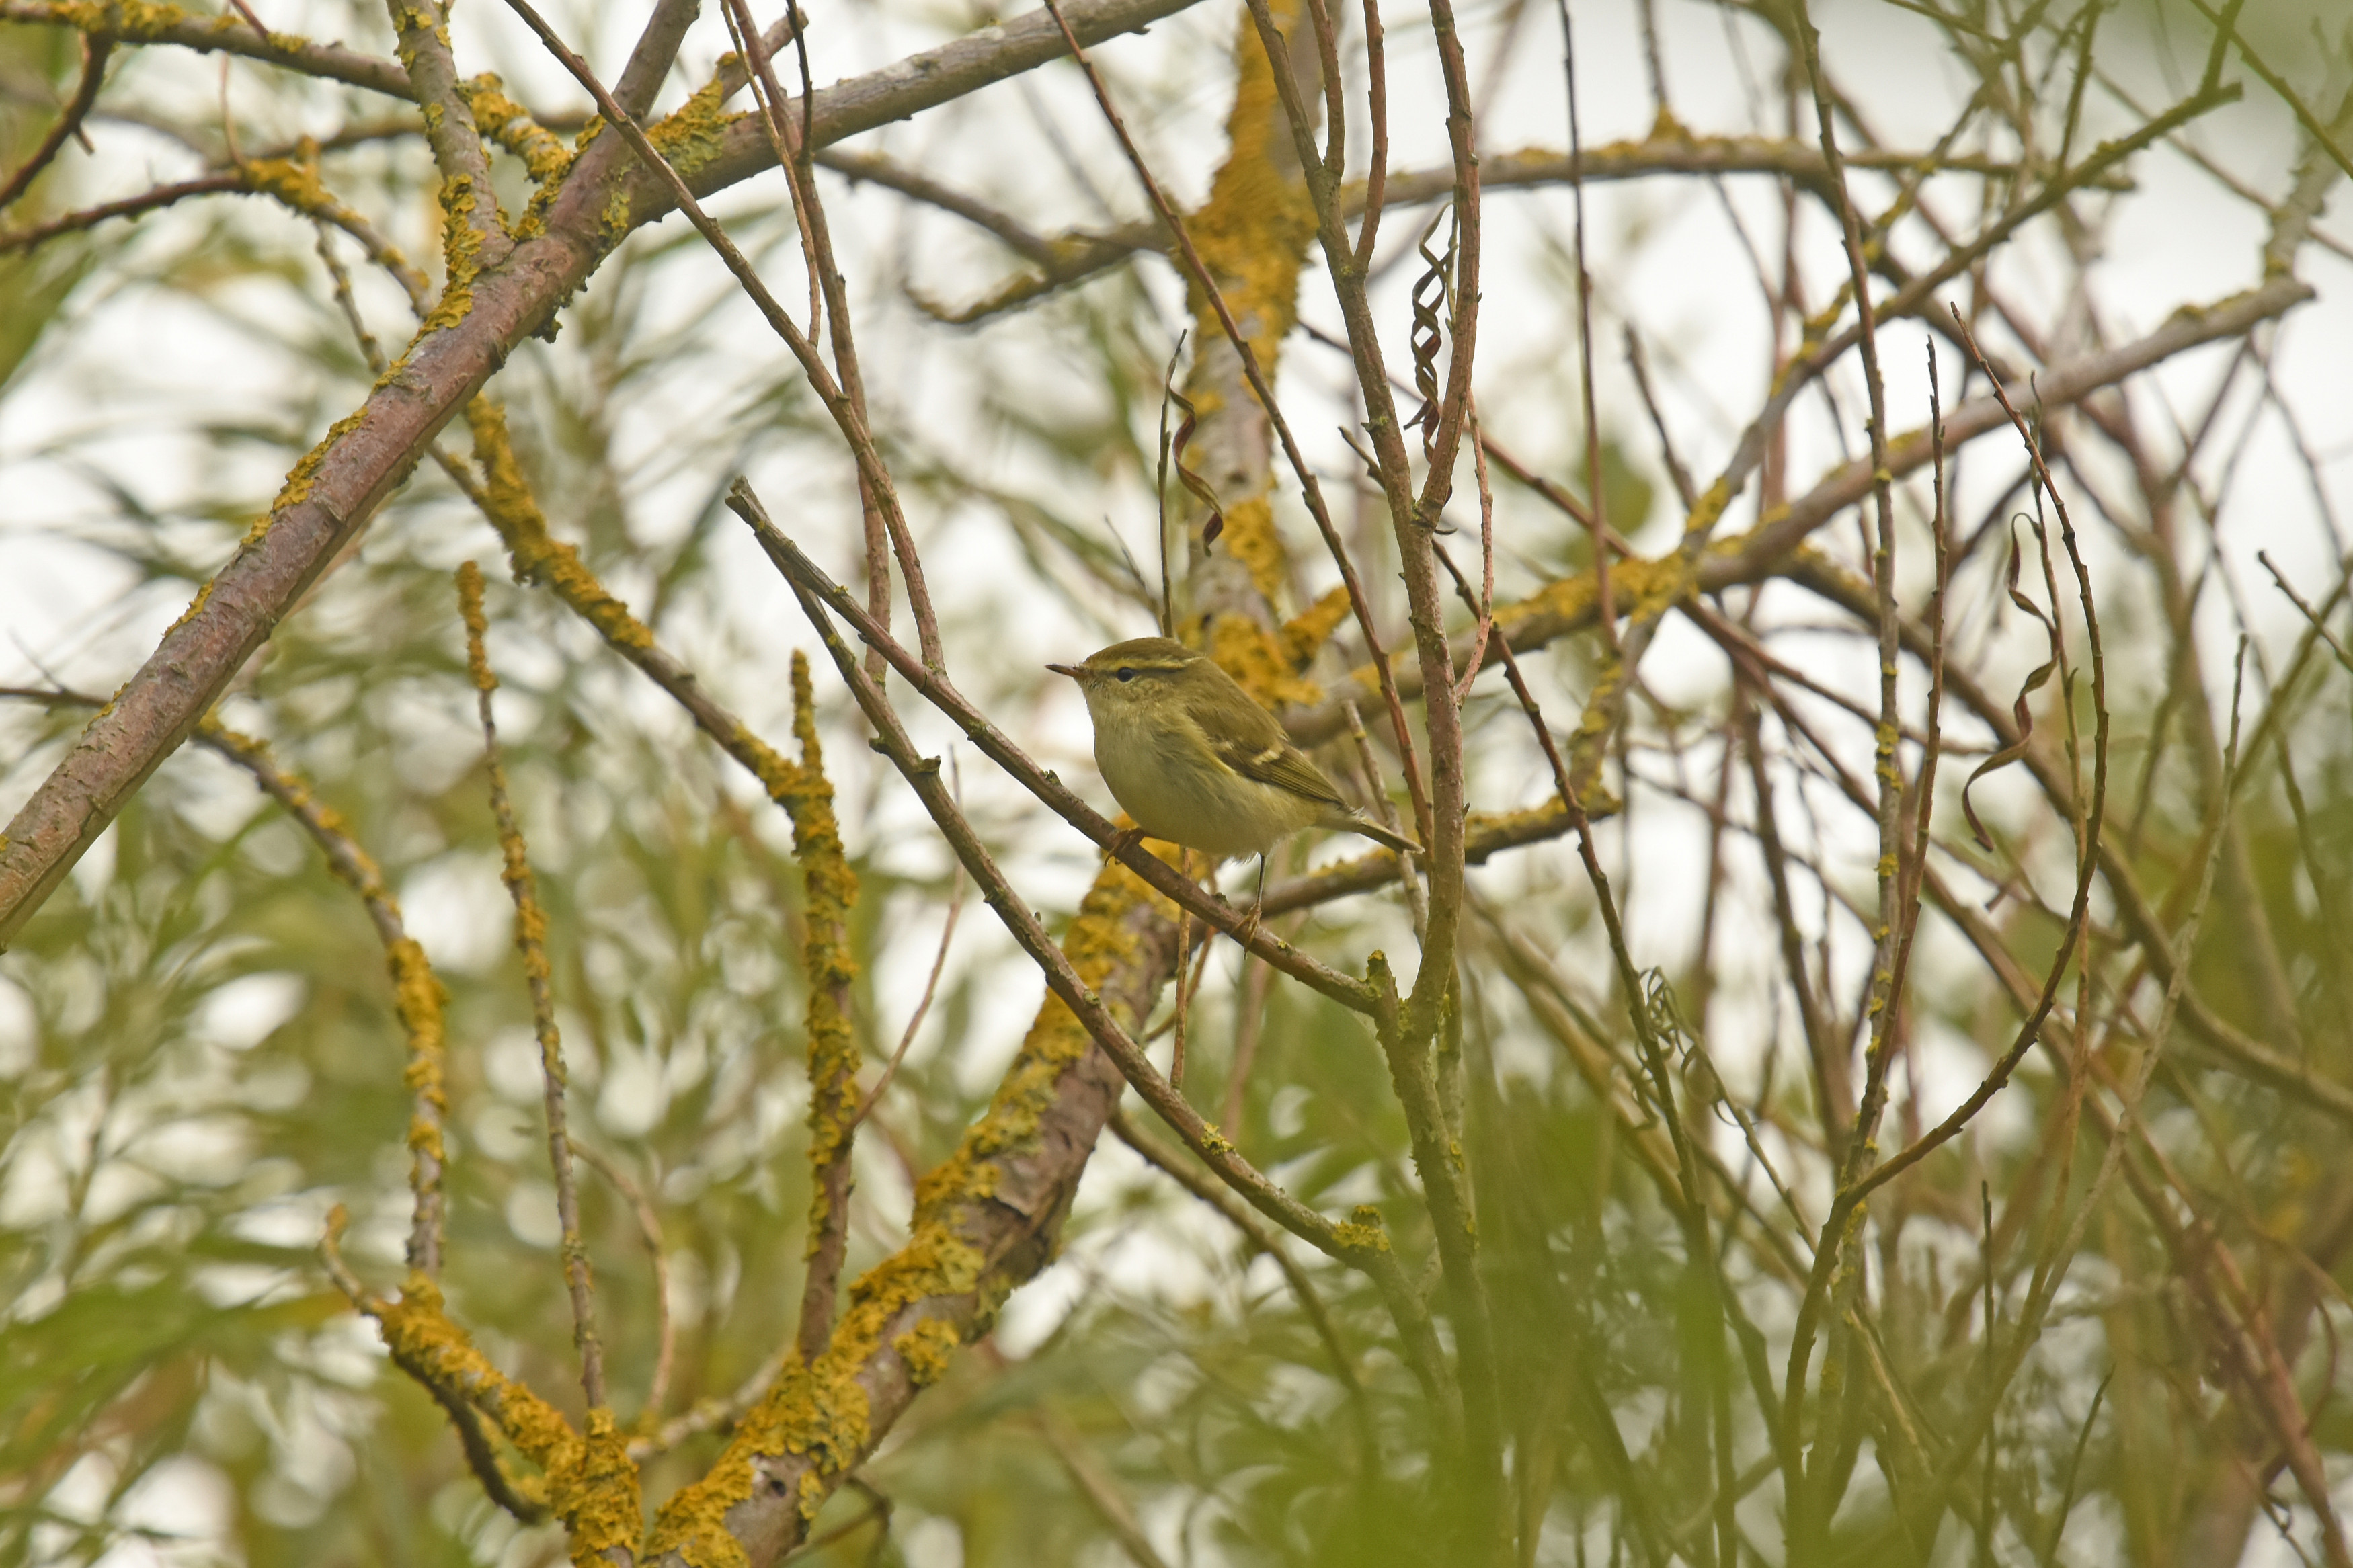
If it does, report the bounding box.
[1090,698,1314,859]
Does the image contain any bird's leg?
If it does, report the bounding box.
[1230,854,1268,949]
[1103,824,1146,864]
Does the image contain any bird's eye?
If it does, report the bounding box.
[1115,667,1137,682]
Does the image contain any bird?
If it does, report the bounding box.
[1047,638,1423,893]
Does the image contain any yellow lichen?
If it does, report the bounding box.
[562,1409,646,1567]
[644,77,740,184]
[53,0,315,62]
[239,155,327,213]
[460,561,561,1020]
[457,562,496,695]
[1332,1204,1391,1255]
[600,179,637,249]
[1215,495,1290,608]
[596,81,749,249]
[376,1274,579,1470]
[452,73,577,241]
[238,153,424,294]
[1207,614,1322,710]
[465,400,658,655]
[460,73,575,188]
[1186,0,1318,360]
[374,1277,643,1565]
[1488,544,1695,648]
[893,1317,960,1387]
[787,652,861,1258]
[389,936,449,1169]
[1279,585,1353,669]
[269,404,370,514]
[418,173,492,336]
[162,579,216,639]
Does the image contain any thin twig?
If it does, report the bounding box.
[1341,699,1427,936]
[1170,856,1195,1089]
[1782,5,1913,1512]
[569,1137,676,1422]
[1557,0,1617,649]
[1622,325,1697,510]
[500,0,941,675]
[1453,397,1498,704]
[722,0,943,675]
[847,866,964,1134]
[0,36,110,214]
[629,1342,795,1462]
[2259,551,2353,674]
[458,562,607,1412]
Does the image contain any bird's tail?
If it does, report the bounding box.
[1348,813,1423,859]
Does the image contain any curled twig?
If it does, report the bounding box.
[1958,520,2062,853]
[1406,206,1453,462]
[1168,379,1223,552]
[1154,335,1185,634]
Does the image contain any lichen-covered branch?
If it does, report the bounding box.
[781,653,861,1361]
[2,152,430,296]
[369,1273,644,1565]
[382,0,506,291]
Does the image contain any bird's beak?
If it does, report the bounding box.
[1045,663,1082,679]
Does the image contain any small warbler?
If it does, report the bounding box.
[1048,638,1422,868]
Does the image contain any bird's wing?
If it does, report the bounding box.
[1182,671,1353,808]
[1205,729,1351,809]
